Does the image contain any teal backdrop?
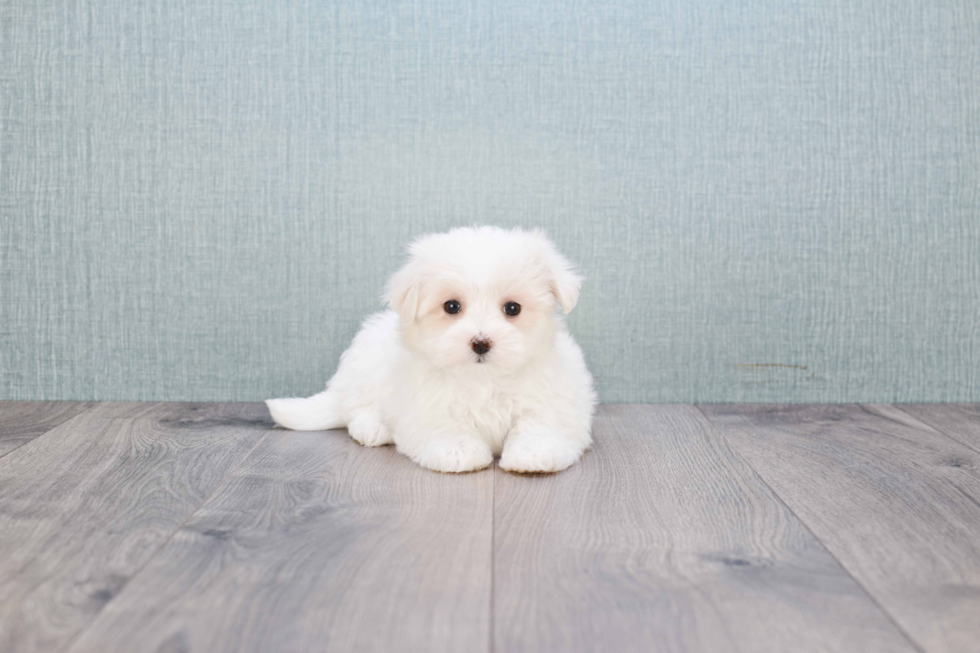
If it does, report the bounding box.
[2,0,979,402]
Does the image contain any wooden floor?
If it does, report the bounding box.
[0,403,978,653]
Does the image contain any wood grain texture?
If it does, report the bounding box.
[700,403,980,653]
[0,402,272,653]
[0,402,97,458]
[896,404,980,453]
[66,429,493,653]
[493,404,915,653]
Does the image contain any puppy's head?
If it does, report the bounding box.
[385,226,582,372]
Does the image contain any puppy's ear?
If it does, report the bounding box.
[543,243,583,314]
[384,263,422,324]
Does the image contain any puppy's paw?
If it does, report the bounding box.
[499,437,583,474]
[413,437,493,473]
[347,412,393,447]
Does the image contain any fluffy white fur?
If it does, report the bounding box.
[266,226,596,474]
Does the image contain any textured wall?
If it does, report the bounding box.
[2,0,979,402]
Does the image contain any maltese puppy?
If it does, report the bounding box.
[266,226,596,474]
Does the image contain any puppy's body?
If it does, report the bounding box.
[267,227,596,473]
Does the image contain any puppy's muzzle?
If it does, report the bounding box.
[471,337,492,356]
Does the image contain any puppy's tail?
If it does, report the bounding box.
[265,390,345,431]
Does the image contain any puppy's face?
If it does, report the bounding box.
[385,227,581,373]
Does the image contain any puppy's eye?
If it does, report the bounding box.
[503,301,521,317]
[444,299,461,315]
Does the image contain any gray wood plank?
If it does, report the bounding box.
[493,404,915,653]
[0,402,97,458]
[700,403,980,653]
[896,404,980,454]
[66,429,493,653]
[0,402,273,653]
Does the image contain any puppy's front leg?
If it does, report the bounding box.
[499,418,589,474]
[405,433,494,474]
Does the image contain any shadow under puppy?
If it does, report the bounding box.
[267,226,596,473]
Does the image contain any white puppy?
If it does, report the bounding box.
[266,226,596,473]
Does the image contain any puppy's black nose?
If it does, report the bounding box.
[471,338,492,355]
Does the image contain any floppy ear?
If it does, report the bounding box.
[544,244,583,314]
[384,263,422,324]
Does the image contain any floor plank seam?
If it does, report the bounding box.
[693,405,929,653]
[490,459,496,653]
[0,403,102,463]
[888,405,980,456]
[59,425,279,653]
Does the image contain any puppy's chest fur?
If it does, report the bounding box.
[445,376,524,441]
[382,351,557,453]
